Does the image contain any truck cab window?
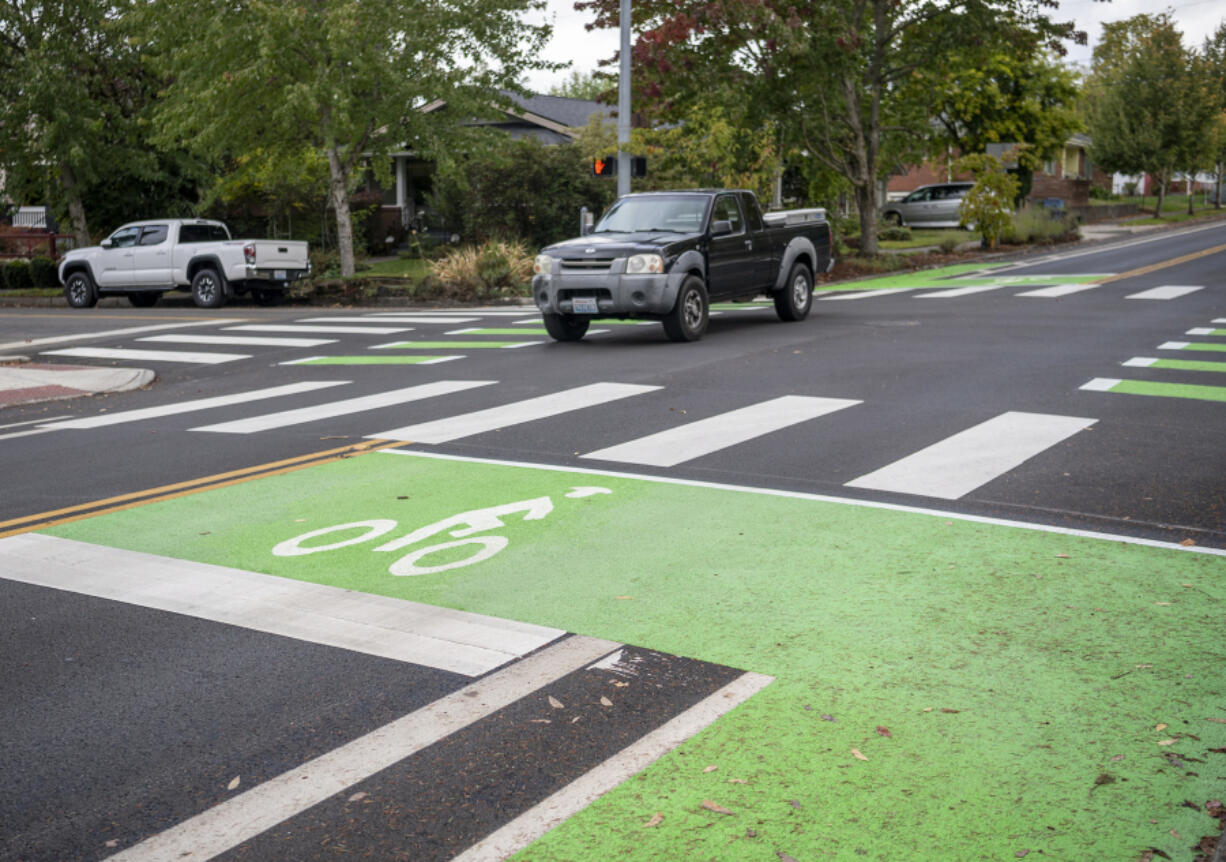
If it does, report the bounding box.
[713,195,744,233]
[109,227,140,248]
[139,225,168,246]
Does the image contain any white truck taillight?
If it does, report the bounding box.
[243,243,256,265]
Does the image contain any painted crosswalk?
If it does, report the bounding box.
[137,333,337,348]
[223,324,413,335]
[41,346,251,365]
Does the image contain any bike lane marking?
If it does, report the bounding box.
[35,450,1226,861]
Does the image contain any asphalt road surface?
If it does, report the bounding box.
[1,221,1223,862]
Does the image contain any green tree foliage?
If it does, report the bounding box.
[548,70,613,102]
[576,0,1079,256]
[1085,13,1213,218]
[1205,22,1226,208]
[0,1,204,243]
[956,153,1020,248]
[136,0,557,276]
[429,136,615,249]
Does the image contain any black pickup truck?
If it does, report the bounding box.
[531,189,833,342]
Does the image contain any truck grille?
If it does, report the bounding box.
[560,257,614,271]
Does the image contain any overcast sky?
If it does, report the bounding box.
[523,0,1226,94]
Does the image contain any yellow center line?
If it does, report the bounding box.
[0,440,397,537]
[1094,242,1226,283]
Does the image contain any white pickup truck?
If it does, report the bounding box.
[58,218,310,309]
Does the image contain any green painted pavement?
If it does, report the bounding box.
[1151,358,1226,374]
[43,453,1225,861]
[459,327,549,335]
[289,355,460,366]
[1170,342,1226,354]
[376,341,532,349]
[1105,379,1226,403]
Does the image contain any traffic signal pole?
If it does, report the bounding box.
[617,0,631,198]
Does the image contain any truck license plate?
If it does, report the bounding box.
[572,296,598,314]
[274,270,287,280]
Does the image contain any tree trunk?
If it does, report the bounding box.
[1216,163,1223,209]
[1187,170,1195,215]
[325,146,356,278]
[855,183,879,257]
[1153,168,1167,218]
[59,162,89,246]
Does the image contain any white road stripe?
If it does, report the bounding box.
[0,320,230,352]
[39,381,349,430]
[1080,378,1120,392]
[845,411,1097,500]
[817,288,912,301]
[100,635,618,862]
[915,284,1008,299]
[1126,285,1203,300]
[1015,283,1101,298]
[41,346,249,365]
[1159,341,1190,350]
[582,395,861,467]
[137,334,336,348]
[1122,357,1158,368]
[1186,328,1218,336]
[368,309,536,317]
[295,316,479,325]
[0,414,70,430]
[0,533,565,676]
[454,670,774,862]
[223,324,412,335]
[369,382,662,444]
[192,380,496,434]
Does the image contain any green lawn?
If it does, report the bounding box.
[360,256,433,279]
[879,228,980,250]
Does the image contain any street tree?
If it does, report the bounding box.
[576,0,1080,256]
[137,0,557,277]
[1200,21,1226,208]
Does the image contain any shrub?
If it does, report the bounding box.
[955,154,1020,249]
[430,239,534,301]
[878,225,912,242]
[1004,207,1082,245]
[938,236,963,254]
[29,256,57,287]
[1,259,32,290]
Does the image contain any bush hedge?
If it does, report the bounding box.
[0,257,59,289]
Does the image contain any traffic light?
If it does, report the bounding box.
[591,156,648,177]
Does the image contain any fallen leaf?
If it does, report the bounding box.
[1016,851,1030,858]
[790,799,802,809]
[615,596,634,600]
[104,840,119,848]
[600,696,613,707]
[1157,739,1177,746]
[644,812,664,828]
[348,791,368,802]
[1110,754,1125,761]
[571,716,581,724]
[548,695,564,709]
[1136,664,1153,669]
[530,719,551,724]
[876,726,892,738]
[820,714,836,722]
[1055,554,1070,559]
[701,799,734,815]
[1170,829,1182,838]
[1156,723,1168,732]
[612,681,629,688]
[227,776,240,791]
[778,853,799,862]
[1155,602,1172,606]
[703,765,718,773]
[851,748,869,761]
[1180,538,1196,547]
[940,708,960,714]
[1206,718,1226,724]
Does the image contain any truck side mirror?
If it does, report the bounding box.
[710,220,733,236]
[100,239,113,249]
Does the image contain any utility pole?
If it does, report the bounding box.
[617,0,631,198]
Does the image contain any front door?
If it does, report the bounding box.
[706,194,755,297]
[131,224,172,285]
[95,225,140,287]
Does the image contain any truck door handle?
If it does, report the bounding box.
[744,240,753,250]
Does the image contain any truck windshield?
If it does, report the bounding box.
[594,196,707,233]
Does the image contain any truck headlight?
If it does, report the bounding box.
[625,253,663,275]
[533,254,552,275]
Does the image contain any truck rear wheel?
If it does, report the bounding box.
[191,268,227,308]
[64,271,98,309]
[662,275,709,342]
[542,312,589,342]
[774,261,813,322]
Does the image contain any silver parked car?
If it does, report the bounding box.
[881,182,974,228]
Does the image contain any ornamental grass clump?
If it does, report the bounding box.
[430,239,534,301]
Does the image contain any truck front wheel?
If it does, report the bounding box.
[64,271,98,308]
[662,275,709,342]
[775,261,813,322]
[542,312,589,342]
[191,268,227,308]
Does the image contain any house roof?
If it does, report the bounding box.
[418,91,611,140]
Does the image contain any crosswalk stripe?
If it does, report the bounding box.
[916,284,1008,299]
[1015,283,1101,298]
[817,288,912,301]
[223,324,412,335]
[137,334,337,348]
[0,321,228,352]
[294,316,480,325]
[1159,341,1226,353]
[448,327,548,335]
[281,355,464,366]
[1126,285,1203,300]
[368,310,536,318]
[41,346,249,365]
[1081,377,1226,403]
[39,381,350,430]
[1185,328,1225,336]
[581,395,862,467]
[1139,357,1226,373]
[368,382,662,444]
[191,380,496,434]
[845,411,1096,500]
[372,340,543,350]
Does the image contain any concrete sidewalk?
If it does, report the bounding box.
[0,358,154,407]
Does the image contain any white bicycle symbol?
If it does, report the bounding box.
[271,486,612,576]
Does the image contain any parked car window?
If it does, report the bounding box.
[179,223,231,243]
[741,193,765,231]
[903,188,932,203]
[712,195,744,233]
[139,225,168,246]
[109,226,141,248]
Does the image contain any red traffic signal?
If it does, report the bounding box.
[592,156,647,177]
